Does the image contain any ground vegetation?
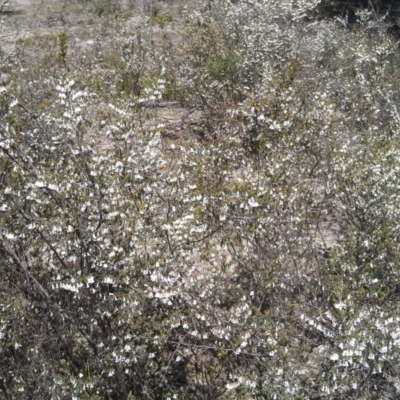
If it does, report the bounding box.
[1,0,400,398]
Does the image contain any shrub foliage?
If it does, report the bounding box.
[1,0,400,398]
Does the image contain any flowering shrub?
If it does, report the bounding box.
[1,0,400,398]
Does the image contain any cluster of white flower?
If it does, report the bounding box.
[2,0,400,397]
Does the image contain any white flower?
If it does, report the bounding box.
[59,283,81,293]
[124,345,131,352]
[52,225,62,234]
[248,197,260,208]
[87,276,95,285]
[329,353,339,361]
[334,301,346,310]
[380,346,388,354]
[5,233,16,240]
[342,349,353,357]
[269,122,281,132]
[226,381,240,390]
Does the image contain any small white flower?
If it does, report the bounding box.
[342,349,353,357]
[380,346,388,354]
[334,301,346,310]
[52,225,62,234]
[226,381,240,390]
[248,197,259,208]
[269,122,281,132]
[327,350,340,362]
[87,276,95,285]
[59,283,80,293]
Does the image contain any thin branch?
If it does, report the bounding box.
[2,240,50,299]
[172,224,223,253]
